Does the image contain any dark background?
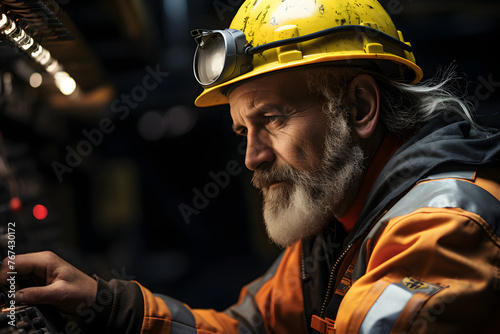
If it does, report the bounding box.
[0,0,499,311]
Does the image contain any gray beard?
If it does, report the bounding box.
[252,111,365,248]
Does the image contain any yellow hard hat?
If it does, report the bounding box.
[192,0,423,107]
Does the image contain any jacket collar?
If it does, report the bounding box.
[346,116,500,245]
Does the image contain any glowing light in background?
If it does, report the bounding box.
[9,197,22,213]
[164,105,197,136]
[54,71,77,95]
[33,204,48,220]
[137,110,167,141]
[0,13,78,96]
[137,106,197,141]
[29,72,43,88]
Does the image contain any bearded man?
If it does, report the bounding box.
[2,0,500,333]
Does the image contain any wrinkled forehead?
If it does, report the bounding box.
[227,71,314,111]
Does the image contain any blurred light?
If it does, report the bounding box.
[54,71,77,95]
[0,13,78,96]
[11,27,26,43]
[9,197,22,213]
[20,36,34,50]
[164,105,197,136]
[0,14,16,35]
[0,13,7,28]
[37,49,52,66]
[31,44,43,58]
[45,59,60,74]
[2,73,12,96]
[163,0,191,70]
[29,72,43,88]
[33,204,48,220]
[138,110,167,141]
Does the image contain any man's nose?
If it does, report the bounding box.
[245,130,275,171]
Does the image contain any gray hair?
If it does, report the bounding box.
[298,66,481,137]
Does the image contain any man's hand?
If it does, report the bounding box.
[0,251,97,314]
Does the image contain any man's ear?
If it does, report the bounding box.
[348,74,380,139]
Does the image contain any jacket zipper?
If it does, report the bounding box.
[301,246,307,280]
[316,208,389,319]
[319,243,353,318]
[301,247,310,334]
[315,207,391,321]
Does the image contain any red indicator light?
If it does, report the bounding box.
[9,197,22,213]
[33,204,48,220]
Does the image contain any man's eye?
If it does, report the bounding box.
[266,115,280,124]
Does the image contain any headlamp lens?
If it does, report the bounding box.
[195,34,226,85]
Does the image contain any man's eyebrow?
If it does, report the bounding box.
[232,123,246,134]
[231,108,268,134]
[230,104,289,134]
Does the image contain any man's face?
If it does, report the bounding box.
[229,71,329,175]
[229,71,365,247]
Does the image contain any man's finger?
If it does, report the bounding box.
[15,281,64,308]
[0,251,60,282]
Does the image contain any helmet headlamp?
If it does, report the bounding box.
[191,29,252,87]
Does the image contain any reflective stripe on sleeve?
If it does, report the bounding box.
[224,251,286,334]
[359,277,442,334]
[153,293,197,333]
[360,283,413,334]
